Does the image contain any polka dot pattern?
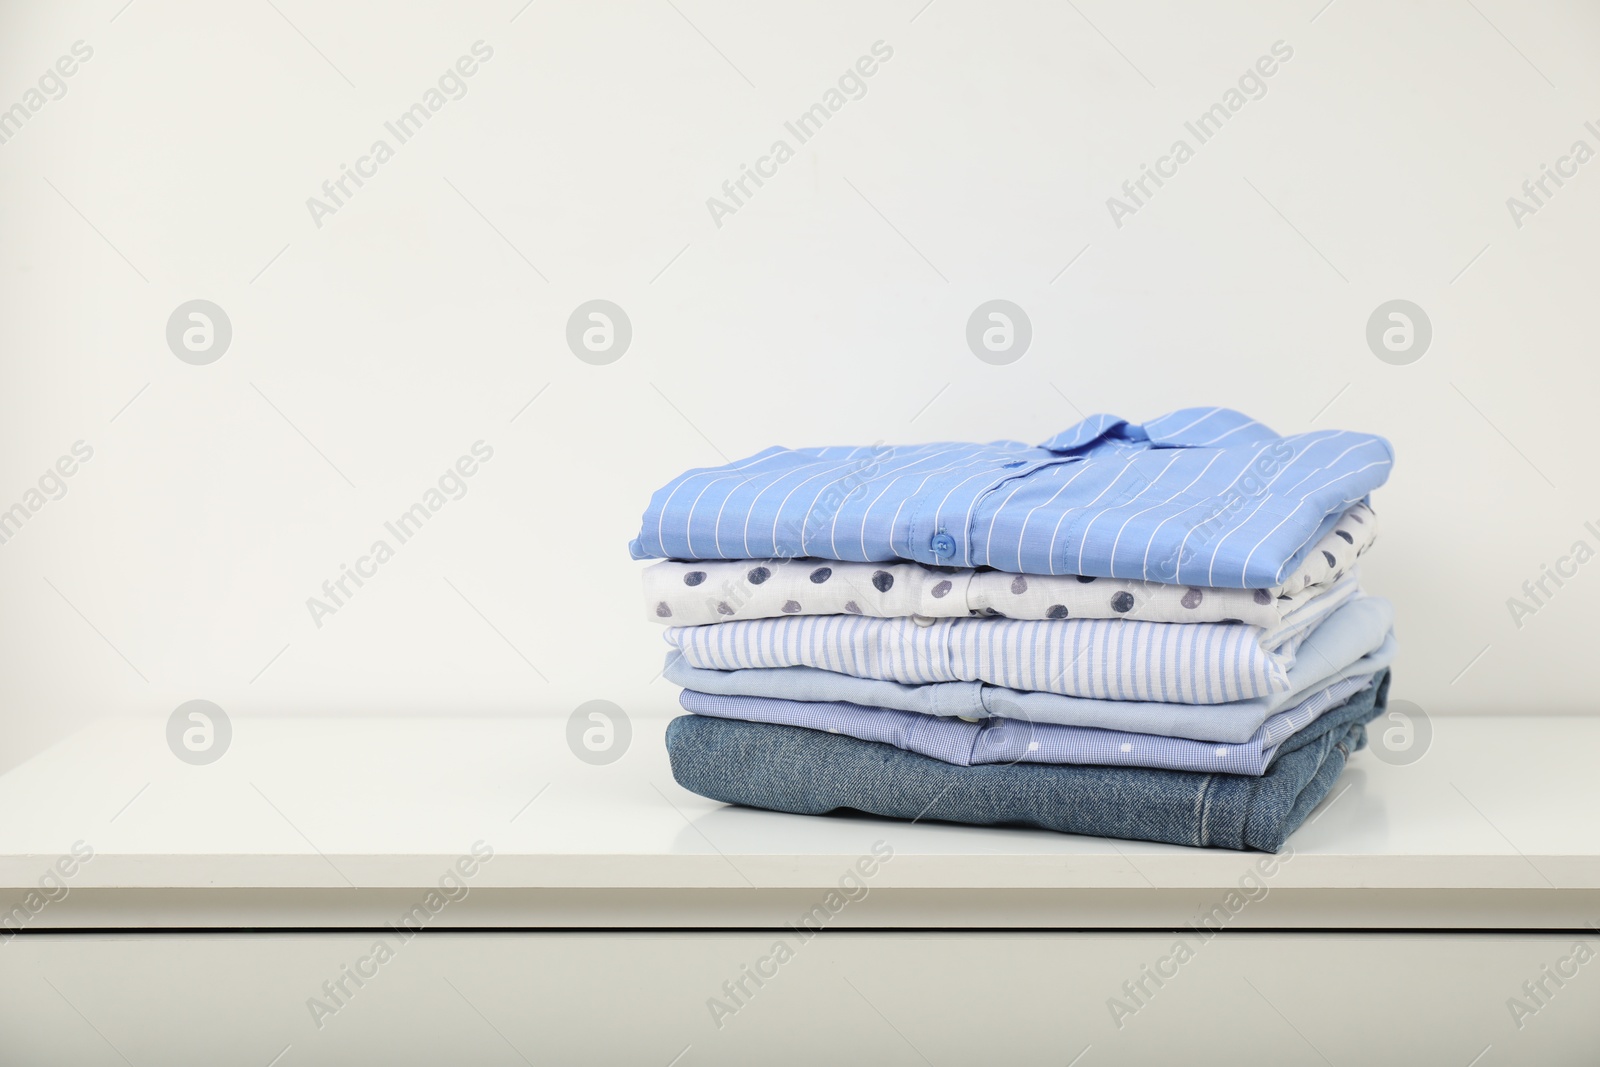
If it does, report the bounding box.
[1075,575,1097,584]
[1253,589,1272,605]
[872,570,894,592]
[931,580,953,598]
[1110,592,1135,613]
[655,602,672,617]
[809,566,833,583]
[1011,576,1028,595]
[716,601,734,616]
[747,566,771,585]
[1181,588,1203,609]
[781,600,802,613]
[844,601,862,614]
[683,571,706,587]
[1046,604,1069,619]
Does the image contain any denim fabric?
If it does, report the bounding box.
[666,596,1394,743]
[665,671,1389,852]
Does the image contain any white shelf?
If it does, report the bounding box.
[2,714,1596,928]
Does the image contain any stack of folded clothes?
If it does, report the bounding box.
[630,407,1396,852]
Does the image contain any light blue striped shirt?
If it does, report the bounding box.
[665,605,1327,705]
[663,596,1397,743]
[629,407,1393,588]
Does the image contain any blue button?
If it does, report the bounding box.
[930,533,957,559]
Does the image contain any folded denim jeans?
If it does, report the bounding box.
[665,671,1390,852]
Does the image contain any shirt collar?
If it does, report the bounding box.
[1037,407,1279,454]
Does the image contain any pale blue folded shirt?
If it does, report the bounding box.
[681,671,1376,776]
[664,595,1395,743]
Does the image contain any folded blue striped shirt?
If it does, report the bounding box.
[629,407,1393,588]
[664,596,1396,742]
[680,673,1376,776]
[664,585,1357,705]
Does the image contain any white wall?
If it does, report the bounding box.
[2,0,1596,771]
